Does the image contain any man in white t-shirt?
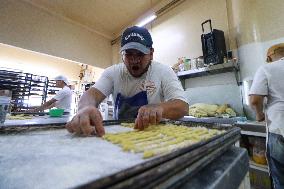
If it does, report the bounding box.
[31,75,72,113]
[249,43,284,189]
[66,26,189,136]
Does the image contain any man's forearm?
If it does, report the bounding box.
[249,95,265,121]
[78,88,106,110]
[160,99,188,119]
[35,100,54,112]
[252,102,263,115]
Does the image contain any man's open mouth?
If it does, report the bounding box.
[131,66,139,71]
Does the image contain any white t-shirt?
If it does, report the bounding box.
[53,86,72,112]
[94,61,188,118]
[249,58,284,136]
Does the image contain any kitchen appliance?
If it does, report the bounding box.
[201,19,227,65]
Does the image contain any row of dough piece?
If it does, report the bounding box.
[103,123,225,158]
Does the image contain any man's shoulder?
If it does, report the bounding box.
[106,63,124,70]
[262,60,284,72]
[103,63,125,75]
[270,59,284,67]
[151,61,172,71]
[61,86,72,94]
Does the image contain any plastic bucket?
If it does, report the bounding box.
[49,108,64,117]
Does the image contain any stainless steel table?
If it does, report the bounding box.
[1,114,72,127]
[180,147,249,189]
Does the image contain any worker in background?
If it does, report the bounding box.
[30,75,72,113]
[66,26,188,136]
[249,43,284,189]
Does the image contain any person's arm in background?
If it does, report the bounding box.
[46,102,56,110]
[66,88,106,137]
[29,98,57,112]
[249,95,265,121]
[249,66,268,122]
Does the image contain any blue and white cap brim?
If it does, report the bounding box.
[120,42,150,54]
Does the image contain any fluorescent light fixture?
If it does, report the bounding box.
[136,14,157,27]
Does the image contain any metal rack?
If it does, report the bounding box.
[0,68,48,111]
[45,79,60,102]
[177,61,241,87]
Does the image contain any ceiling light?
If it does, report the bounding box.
[136,14,157,27]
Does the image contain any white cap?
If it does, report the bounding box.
[54,75,70,85]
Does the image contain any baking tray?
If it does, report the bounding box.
[0,119,130,134]
[181,116,241,124]
[0,120,240,189]
[77,120,240,189]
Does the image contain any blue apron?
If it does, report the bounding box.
[114,91,148,119]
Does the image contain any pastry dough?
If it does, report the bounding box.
[188,103,237,117]
[6,114,34,120]
[104,124,225,159]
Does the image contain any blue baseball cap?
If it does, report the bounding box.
[120,26,153,54]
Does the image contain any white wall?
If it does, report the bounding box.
[151,0,229,66]
[227,0,284,80]
[0,0,112,69]
[146,0,243,113]
[0,43,104,83]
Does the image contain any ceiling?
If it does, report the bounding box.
[24,0,163,39]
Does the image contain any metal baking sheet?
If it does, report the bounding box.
[1,115,72,128]
[81,122,240,189]
[181,116,241,124]
[0,120,240,189]
[0,125,148,189]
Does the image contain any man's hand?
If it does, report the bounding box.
[134,104,163,130]
[256,112,265,122]
[65,106,105,137]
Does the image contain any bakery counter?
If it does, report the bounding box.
[181,116,244,125]
[180,116,266,137]
[181,147,249,189]
[235,121,266,137]
[0,121,248,189]
[0,114,72,128]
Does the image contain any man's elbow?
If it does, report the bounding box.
[249,95,263,108]
[176,100,189,118]
[181,102,189,116]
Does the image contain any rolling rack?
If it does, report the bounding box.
[26,73,48,110]
[0,68,48,111]
[46,79,60,102]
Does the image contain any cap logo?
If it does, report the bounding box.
[125,32,145,41]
